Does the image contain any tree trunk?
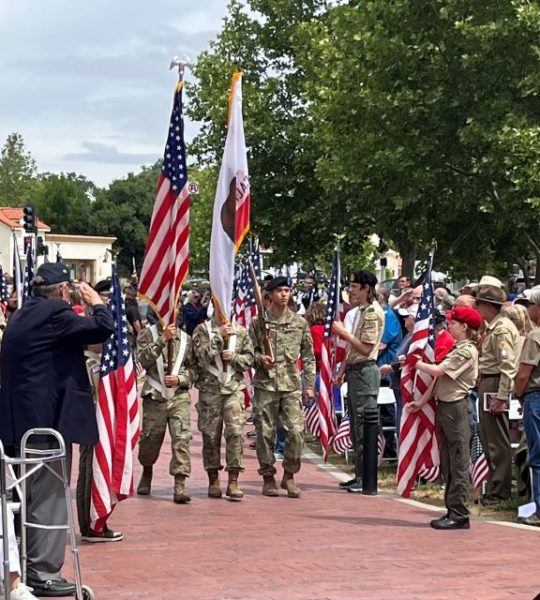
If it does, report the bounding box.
[399,245,417,282]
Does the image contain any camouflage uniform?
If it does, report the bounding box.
[249,308,315,477]
[136,326,196,478]
[192,321,254,472]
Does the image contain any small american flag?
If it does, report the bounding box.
[90,265,140,532]
[139,78,190,326]
[304,398,321,438]
[22,244,34,305]
[397,256,440,497]
[470,422,489,490]
[332,417,352,454]
[0,266,8,302]
[318,250,339,460]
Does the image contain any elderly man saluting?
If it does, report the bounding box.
[0,262,114,597]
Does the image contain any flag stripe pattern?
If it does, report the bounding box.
[331,416,386,464]
[304,399,321,438]
[0,265,9,302]
[470,422,490,490]
[318,251,339,460]
[90,265,140,532]
[397,262,440,497]
[233,247,261,408]
[13,233,23,309]
[22,244,34,305]
[139,81,190,326]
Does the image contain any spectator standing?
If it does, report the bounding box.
[0,263,114,597]
[514,286,540,526]
[475,283,520,505]
[182,290,209,336]
[297,275,323,315]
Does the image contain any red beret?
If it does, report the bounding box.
[445,306,484,330]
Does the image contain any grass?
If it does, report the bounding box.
[306,437,524,524]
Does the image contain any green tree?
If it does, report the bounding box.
[28,172,94,234]
[0,132,37,205]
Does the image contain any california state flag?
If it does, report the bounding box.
[209,70,250,323]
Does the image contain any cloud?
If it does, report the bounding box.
[0,0,228,185]
[64,142,158,165]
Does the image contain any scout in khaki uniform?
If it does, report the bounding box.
[333,270,385,493]
[474,283,520,504]
[136,323,196,504]
[249,276,316,498]
[411,306,483,530]
[192,319,254,501]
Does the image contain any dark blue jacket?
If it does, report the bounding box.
[0,297,114,447]
[182,302,207,336]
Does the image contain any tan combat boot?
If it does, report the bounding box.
[136,466,152,495]
[207,469,222,499]
[262,475,279,497]
[281,471,301,498]
[173,475,191,504]
[225,470,244,502]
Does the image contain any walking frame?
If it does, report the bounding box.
[0,429,94,600]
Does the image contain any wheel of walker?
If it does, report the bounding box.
[80,584,95,600]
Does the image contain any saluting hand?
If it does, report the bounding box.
[79,282,103,306]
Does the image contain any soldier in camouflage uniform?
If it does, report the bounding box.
[136,323,196,504]
[249,276,316,498]
[192,319,254,501]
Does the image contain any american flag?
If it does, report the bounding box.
[318,251,339,461]
[22,243,34,305]
[12,233,23,309]
[470,422,489,490]
[332,417,352,454]
[233,247,261,407]
[138,79,190,326]
[304,398,321,438]
[0,266,8,302]
[331,416,386,464]
[90,265,140,532]
[396,259,440,497]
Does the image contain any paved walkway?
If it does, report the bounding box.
[67,414,540,600]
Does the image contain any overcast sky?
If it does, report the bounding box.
[0,0,228,186]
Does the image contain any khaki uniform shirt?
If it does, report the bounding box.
[436,340,478,402]
[192,321,254,394]
[249,307,315,392]
[519,327,540,395]
[346,301,385,365]
[478,313,520,400]
[136,327,196,400]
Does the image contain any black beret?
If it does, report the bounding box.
[349,270,377,287]
[34,262,71,285]
[266,276,289,291]
[434,309,446,325]
[94,279,112,294]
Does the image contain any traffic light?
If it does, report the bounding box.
[23,205,37,234]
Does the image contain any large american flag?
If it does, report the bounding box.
[396,260,440,497]
[138,79,190,326]
[90,265,140,532]
[318,251,339,461]
[470,422,489,490]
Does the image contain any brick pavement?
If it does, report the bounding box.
[67,411,540,600]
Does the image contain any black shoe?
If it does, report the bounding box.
[430,516,470,530]
[480,494,506,507]
[338,478,357,489]
[26,578,76,597]
[346,479,363,493]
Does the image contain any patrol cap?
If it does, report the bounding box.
[349,270,377,287]
[94,279,112,294]
[34,262,71,285]
[445,306,484,330]
[475,284,507,305]
[265,276,289,291]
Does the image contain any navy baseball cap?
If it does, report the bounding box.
[34,263,71,285]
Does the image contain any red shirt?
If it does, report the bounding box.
[310,324,324,372]
[435,329,455,362]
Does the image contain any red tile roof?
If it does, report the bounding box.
[0,207,50,230]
